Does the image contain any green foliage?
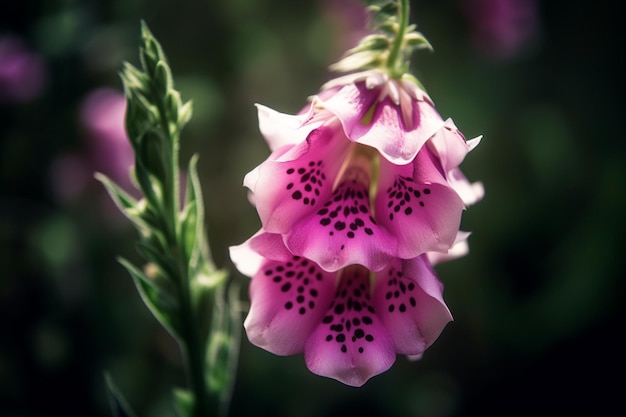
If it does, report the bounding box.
[96,21,239,417]
[331,0,431,78]
[104,373,140,417]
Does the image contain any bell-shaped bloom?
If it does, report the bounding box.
[232,64,483,385]
[318,70,448,165]
[257,70,453,164]
[229,235,452,387]
[244,96,475,272]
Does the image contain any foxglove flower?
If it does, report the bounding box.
[229,235,451,387]
[244,84,480,272]
[231,0,483,385]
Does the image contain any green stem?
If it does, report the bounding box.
[157,98,179,244]
[153,86,211,417]
[386,0,410,78]
[178,253,211,417]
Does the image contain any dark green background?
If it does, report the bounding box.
[1,0,623,416]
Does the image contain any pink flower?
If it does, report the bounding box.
[229,235,452,387]
[463,0,539,60]
[52,88,133,198]
[318,71,445,165]
[320,0,370,60]
[79,88,134,189]
[232,24,483,383]
[0,35,46,103]
[242,71,481,272]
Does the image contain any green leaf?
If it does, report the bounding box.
[95,173,149,233]
[351,34,390,53]
[329,50,384,73]
[179,200,197,263]
[205,283,242,417]
[173,388,194,417]
[104,372,139,417]
[185,154,211,272]
[178,99,193,128]
[166,91,181,125]
[154,61,173,100]
[135,240,178,287]
[120,62,150,92]
[119,257,182,341]
[133,156,161,209]
[139,21,164,77]
[405,32,433,51]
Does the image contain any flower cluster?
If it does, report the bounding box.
[230,1,483,386]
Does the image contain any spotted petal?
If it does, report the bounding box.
[375,152,465,258]
[319,82,445,165]
[304,265,395,387]
[373,256,452,355]
[284,164,397,273]
[242,254,337,356]
[244,123,352,234]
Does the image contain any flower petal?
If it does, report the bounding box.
[373,256,452,355]
[448,167,485,207]
[228,234,266,277]
[427,231,472,265]
[375,154,465,258]
[304,265,395,386]
[230,230,296,275]
[245,123,352,234]
[320,82,445,164]
[256,103,319,152]
[285,164,397,272]
[243,255,337,356]
[427,118,473,172]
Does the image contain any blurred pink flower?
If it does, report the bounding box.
[463,0,538,60]
[320,0,369,59]
[51,88,134,203]
[79,88,133,188]
[0,34,47,103]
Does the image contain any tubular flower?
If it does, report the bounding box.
[229,236,452,387]
[318,70,447,165]
[230,0,484,385]
[244,81,479,272]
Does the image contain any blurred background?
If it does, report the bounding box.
[1,0,623,416]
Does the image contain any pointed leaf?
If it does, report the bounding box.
[178,100,193,129]
[104,372,139,417]
[185,154,212,273]
[205,282,242,416]
[119,257,182,340]
[95,173,149,233]
[154,61,173,99]
[179,200,197,263]
[135,240,179,289]
[166,91,181,126]
[133,156,161,209]
[173,388,194,417]
[405,32,433,51]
